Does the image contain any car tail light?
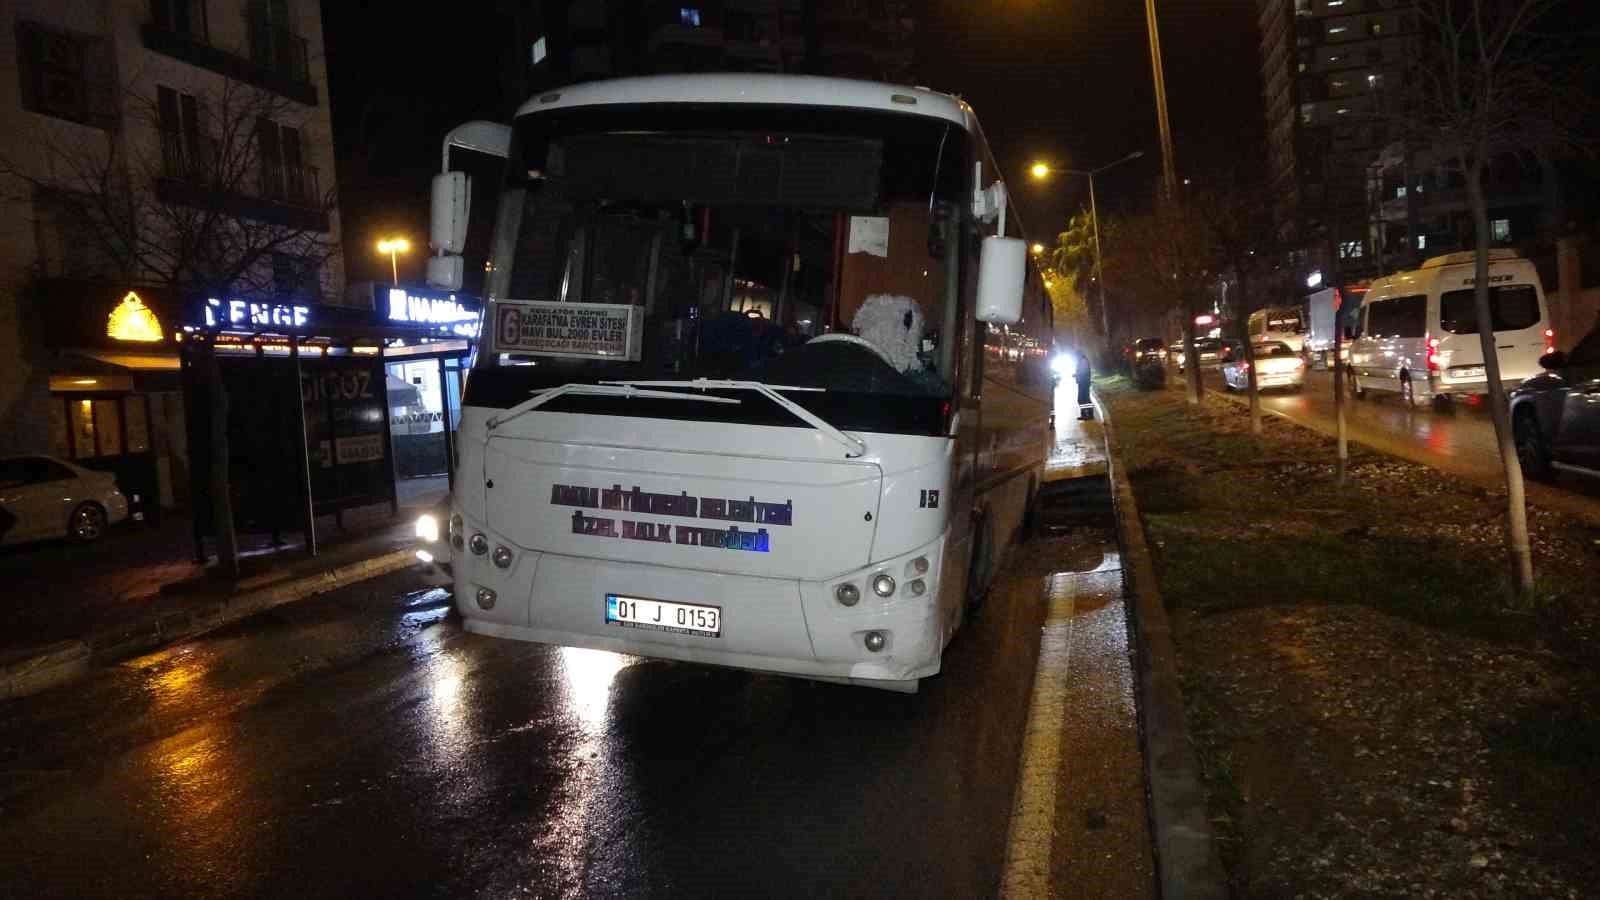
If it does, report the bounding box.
[1544,327,1555,355]
[1239,361,1250,372]
[1426,335,1441,372]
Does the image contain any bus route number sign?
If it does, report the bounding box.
[495,300,642,361]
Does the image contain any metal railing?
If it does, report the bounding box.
[158,130,217,184]
[259,159,320,208]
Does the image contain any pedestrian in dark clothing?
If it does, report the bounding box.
[1076,352,1094,420]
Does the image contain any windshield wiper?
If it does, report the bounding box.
[605,379,867,458]
[487,382,740,431]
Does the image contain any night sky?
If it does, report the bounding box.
[322,0,1264,286]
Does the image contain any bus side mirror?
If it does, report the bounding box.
[976,236,1026,324]
[431,172,470,254]
[427,172,470,291]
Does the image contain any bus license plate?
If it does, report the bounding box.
[605,594,721,637]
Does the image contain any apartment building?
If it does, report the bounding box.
[1257,0,1417,280]
[0,0,342,503]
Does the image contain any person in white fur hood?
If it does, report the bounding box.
[851,294,926,374]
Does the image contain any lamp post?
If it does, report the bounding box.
[1030,150,1145,342]
[1144,0,1177,195]
[376,237,411,286]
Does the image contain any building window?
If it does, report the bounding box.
[680,7,701,27]
[14,20,113,128]
[273,252,321,300]
[151,0,210,40]
[1327,0,1345,5]
[1339,240,1365,259]
[1368,21,1384,36]
[1328,24,1348,36]
[1331,78,1348,89]
[53,396,150,460]
[1492,219,1511,242]
[158,85,213,182]
[1395,186,1408,199]
[257,119,316,206]
[1417,234,1427,249]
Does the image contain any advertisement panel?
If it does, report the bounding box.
[300,357,393,512]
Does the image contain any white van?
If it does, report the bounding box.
[1349,250,1553,408]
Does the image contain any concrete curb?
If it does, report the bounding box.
[1096,390,1231,900]
[1,548,416,701]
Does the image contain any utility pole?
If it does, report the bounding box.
[1143,0,1178,195]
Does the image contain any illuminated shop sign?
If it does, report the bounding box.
[204,297,311,329]
[106,292,163,342]
[385,288,480,338]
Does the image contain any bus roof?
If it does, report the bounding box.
[515,74,978,132]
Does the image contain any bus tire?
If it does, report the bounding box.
[966,511,994,617]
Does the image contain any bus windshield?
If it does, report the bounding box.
[478,105,969,412]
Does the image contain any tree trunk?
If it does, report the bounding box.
[1332,288,1350,486]
[1182,299,1202,405]
[1236,271,1262,434]
[1465,169,1534,593]
[202,339,240,578]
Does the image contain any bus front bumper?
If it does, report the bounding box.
[454,529,952,691]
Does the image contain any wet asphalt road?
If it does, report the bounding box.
[0,532,1126,899]
[1199,368,1600,515]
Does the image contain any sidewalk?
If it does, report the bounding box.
[0,485,444,700]
[1001,382,1226,899]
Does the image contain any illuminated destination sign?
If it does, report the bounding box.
[550,482,795,553]
[495,299,642,360]
[385,288,480,338]
[204,297,310,330]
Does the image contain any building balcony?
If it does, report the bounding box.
[155,131,329,232]
[141,17,317,106]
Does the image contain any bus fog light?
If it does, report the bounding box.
[835,583,860,607]
[475,587,497,610]
[905,556,930,578]
[415,549,434,564]
[492,546,514,569]
[864,631,886,653]
[415,514,439,543]
[908,579,926,597]
[469,533,489,555]
[871,573,896,597]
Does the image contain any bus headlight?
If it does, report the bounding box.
[492,546,514,569]
[415,514,439,543]
[871,573,896,597]
[475,587,497,610]
[908,579,926,597]
[864,631,886,652]
[469,533,489,555]
[905,556,929,578]
[835,583,860,607]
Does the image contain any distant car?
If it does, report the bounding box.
[0,455,130,544]
[1222,341,1307,392]
[1131,337,1167,362]
[1509,322,1600,480]
[1177,338,1237,373]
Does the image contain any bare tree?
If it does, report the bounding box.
[1391,0,1588,592]
[1196,174,1286,435]
[1103,189,1214,403]
[2,76,340,575]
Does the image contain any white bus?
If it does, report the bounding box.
[421,75,1053,692]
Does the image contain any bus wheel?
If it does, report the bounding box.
[966,511,994,616]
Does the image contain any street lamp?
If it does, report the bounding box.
[1031,242,1045,255]
[376,237,411,286]
[1028,150,1145,340]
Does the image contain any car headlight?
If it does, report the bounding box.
[415,514,440,544]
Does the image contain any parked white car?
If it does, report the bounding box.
[0,456,130,544]
[1223,341,1306,392]
[1349,249,1553,409]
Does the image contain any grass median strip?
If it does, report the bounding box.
[1101,376,1600,898]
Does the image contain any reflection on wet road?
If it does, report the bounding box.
[0,558,1082,899]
